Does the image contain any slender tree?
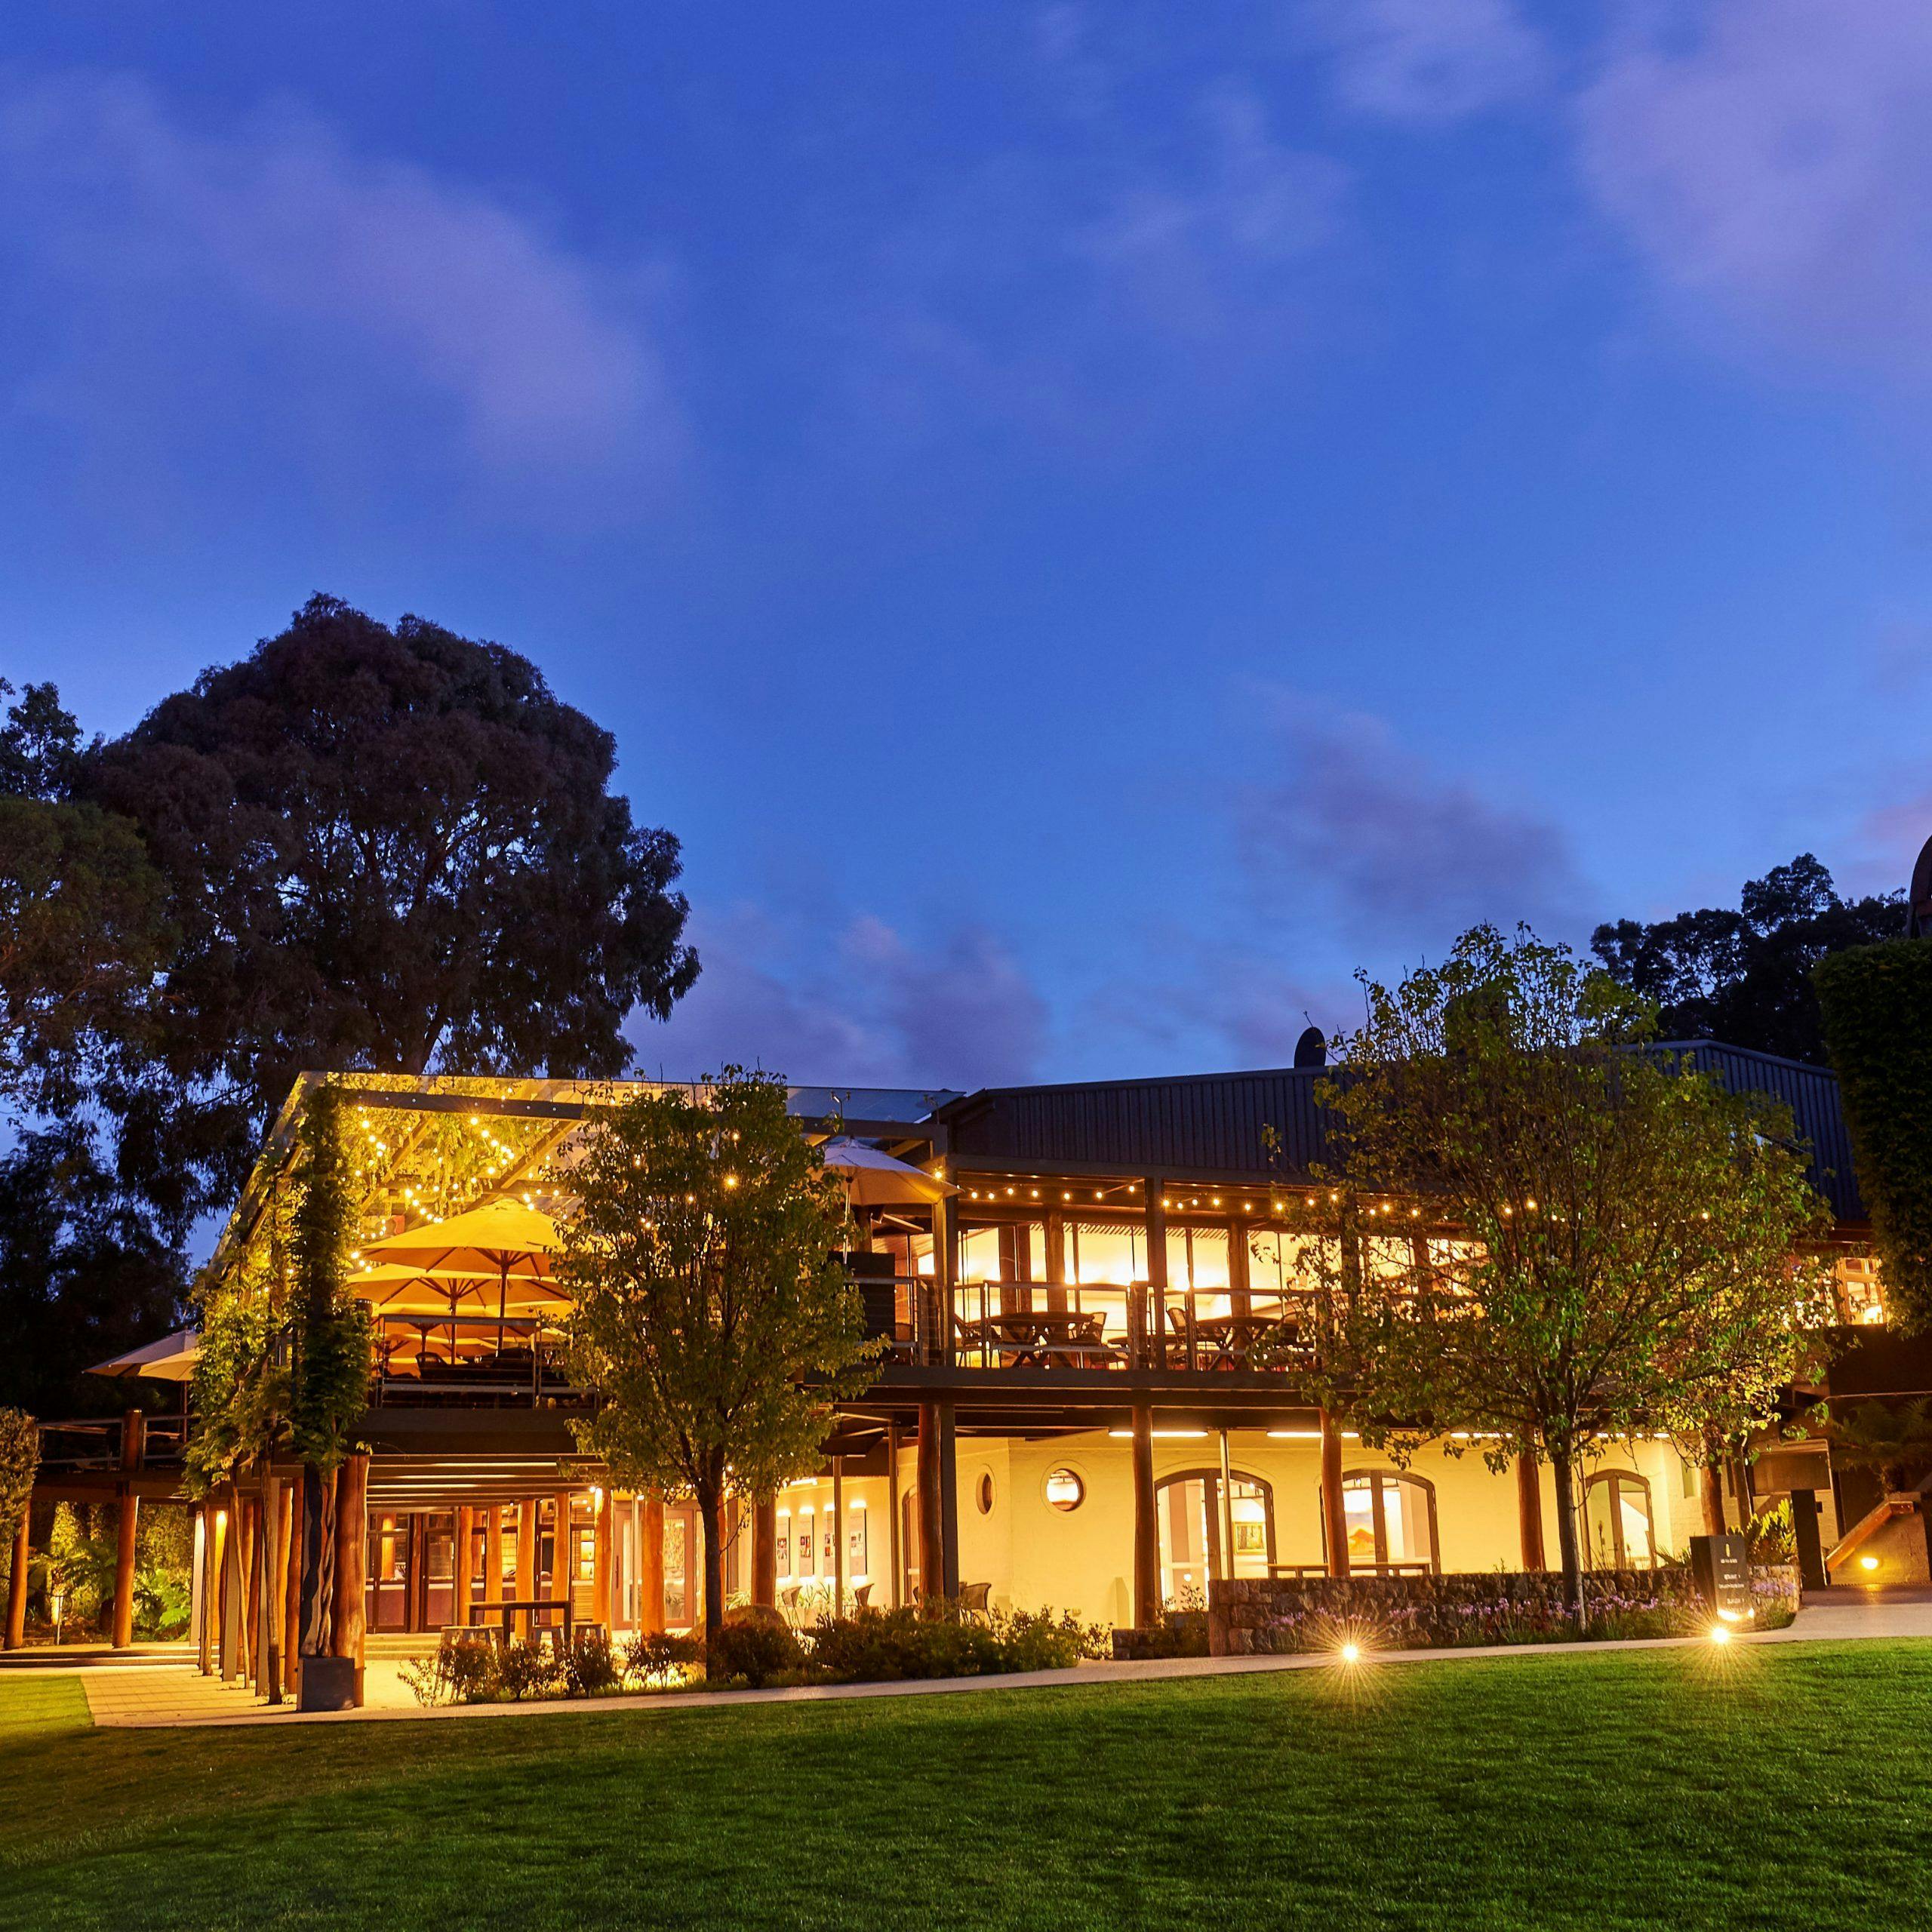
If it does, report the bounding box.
[1309,925,1830,1614]
[560,1072,876,1657]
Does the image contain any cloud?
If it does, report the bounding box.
[1238,697,1584,945]
[800,75,1348,450]
[1300,0,1551,124]
[1574,1,1932,388]
[632,906,1048,1092]
[0,71,680,477]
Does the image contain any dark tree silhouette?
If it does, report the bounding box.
[82,595,699,1204]
[1592,854,1900,1065]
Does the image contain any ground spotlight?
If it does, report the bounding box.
[1708,1623,1730,1647]
[1340,1641,1361,1664]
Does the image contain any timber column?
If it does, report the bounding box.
[917,1401,944,1604]
[1131,1399,1159,1629]
[331,1451,368,1703]
[640,1494,665,1635]
[454,1506,474,1628]
[752,1497,777,1607]
[111,1409,146,1650]
[515,1501,538,1637]
[1515,1451,1546,1571]
[1319,1410,1349,1577]
[1143,1180,1168,1365]
[5,1505,28,1651]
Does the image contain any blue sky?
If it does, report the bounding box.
[6,1,1932,1092]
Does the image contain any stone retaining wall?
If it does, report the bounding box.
[1208,1566,1800,1655]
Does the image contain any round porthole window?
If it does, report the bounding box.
[977,1472,995,1515]
[1044,1467,1085,1512]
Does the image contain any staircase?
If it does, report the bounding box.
[361,1630,442,1661]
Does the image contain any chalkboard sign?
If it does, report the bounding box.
[1689,1532,1751,1616]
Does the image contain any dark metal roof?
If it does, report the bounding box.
[939,1039,1867,1225]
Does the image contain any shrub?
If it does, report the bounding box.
[497,1635,562,1700]
[560,1628,622,1697]
[807,1603,1106,1681]
[401,1636,502,1706]
[1746,1500,1795,1565]
[623,1629,704,1689]
[709,1617,805,1687]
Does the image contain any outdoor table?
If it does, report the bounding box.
[1192,1312,1286,1370]
[958,1310,1118,1369]
[468,1598,574,1646]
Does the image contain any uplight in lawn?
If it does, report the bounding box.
[1340,1641,1361,1664]
[1709,1624,1730,1647]
[1860,1555,1880,1573]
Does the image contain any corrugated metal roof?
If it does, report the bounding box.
[940,1039,1866,1223]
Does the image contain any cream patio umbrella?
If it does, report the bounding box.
[88,1326,202,1383]
[817,1140,958,1208]
[358,1198,563,1354]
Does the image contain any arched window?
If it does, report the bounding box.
[1337,1471,1439,1574]
[1155,1469,1275,1603]
[1583,1471,1657,1571]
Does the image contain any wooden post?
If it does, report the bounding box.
[1228,1219,1251,1320]
[1320,1409,1350,1577]
[485,1505,504,1607]
[1217,1427,1238,1583]
[5,1506,28,1651]
[752,1497,777,1607]
[269,1478,291,1704]
[1044,1209,1067,1315]
[201,1505,223,1674]
[917,1401,943,1606]
[242,1496,263,1684]
[593,1492,613,1626]
[552,1490,574,1633]
[407,1514,428,1633]
[938,1401,960,1600]
[257,1469,281,1701]
[331,1452,368,1693]
[111,1409,146,1651]
[886,1420,903,1609]
[515,1500,538,1637]
[1131,1399,1159,1629]
[832,1458,845,1621]
[220,1489,242,1681]
[1516,1451,1546,1571]
[1144,1180,1168,1365]
[640,1493,665,1635]
[454,1506,475,1628]
[931,1191,958,1368]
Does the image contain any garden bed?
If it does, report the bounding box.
[1209,1566,1800,1654]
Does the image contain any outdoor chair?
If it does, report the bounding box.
[961,1581,991,1616]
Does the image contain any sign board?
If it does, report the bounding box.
[1688,1532,1751,1615]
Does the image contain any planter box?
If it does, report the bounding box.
[297,1654,363,1712]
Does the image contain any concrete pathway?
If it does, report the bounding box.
[21,1589,1932,1730]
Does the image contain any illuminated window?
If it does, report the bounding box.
[1337,1472,1438,1574]
[1156,1471,1275,1601]
[1044,1468,1085,1512]
[977,1472,995,1515]
[1583,1471,1657,1571]
[1835,1254,1887,1326]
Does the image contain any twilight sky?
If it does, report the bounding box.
[6,1,1932,1093]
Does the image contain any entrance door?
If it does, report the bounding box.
[367,1512,409,1630]
[663,1505,694,1629]
[1157,1472,1275,1605]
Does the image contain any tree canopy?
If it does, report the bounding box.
[560,1071,876,1652]
[0,1125,184,1417]
[78,595,698,1204]
[1592,854,1900,1065]
[1310,925,1830,1611]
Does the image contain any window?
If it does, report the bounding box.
[1337,1472,1438,1574]
[977,1472,995,1515]
[1044,1468,1085,1512]
[1156,1471,1275,1602]
[1584,1471,1657,1571]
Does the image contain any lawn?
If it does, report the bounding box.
[2,1643,1929,1931]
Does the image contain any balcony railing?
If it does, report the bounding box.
[369,1316,591,1407]
[880,1279,1323,1374]
[35,1414,189,1472]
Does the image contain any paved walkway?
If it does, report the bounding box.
[19,1589,1932,1730]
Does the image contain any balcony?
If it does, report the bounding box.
[875,1279,1321,1375]
[369,1316,591,1408]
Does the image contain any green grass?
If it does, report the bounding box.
[4,1643,1930,1930]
